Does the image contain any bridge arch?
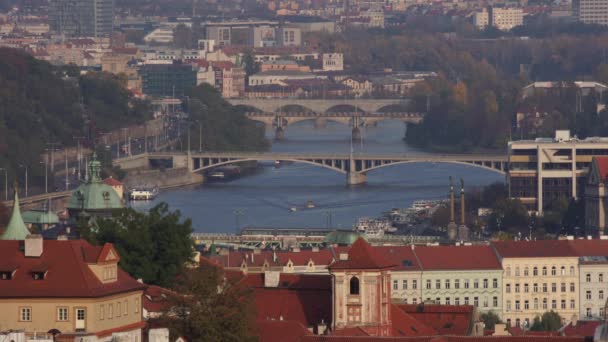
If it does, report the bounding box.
[359,160,506,175]
[192,157,348,174]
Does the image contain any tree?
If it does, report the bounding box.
[87,203,194,287]
[158,264,258,342]
[480,311,502,330]
[529,311,563,331]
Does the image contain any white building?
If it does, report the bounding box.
[322,53,344,71]
[144,27,174,44]
[474,7,523,31]
[579,256,608,320]
[248,70,324,86]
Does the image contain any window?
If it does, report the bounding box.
[570,266,575,276]
[464,280,469,289]
[483,297,488,307]
[109,304,113,318]
[436,297,441,304]
[455,297,460,306]
[412,298,417,304]
[412,280,417,289]
[600,290,604,300]
[124,300,128,316]
[493,296,498,307]
[515,300,520,310]
[587,308,592,318]
[542,267,547,276]
[99,304,104,320]
[515,267,520,276]
[436,279,441,289]
[570,283,575,292]
[135,298,139,314]
[493,278,498,288]
[474,297,479,307]
[542,283,547,293]
[403,280,408,289]
[533,283,538,292]
[350,277,360,295]
[506,300,511,311]
[446,297,451,305]
[524,283,529,293]
[561,282,566,292]
[551,266,556,276]
[561,300,566,309]
[116,302,121,317]
[393,280,398,290]
[474,280,479,289]
[533,267,538,276]
[506,284,511,293]
[506,267,511,276]
[515,284,520,293]
[404,298,408,304]
[586,273,591,282]
[57,307,68,321]
[464,297,469,305]
[586,291,592,300]
[600,274,604,283]
[445,279,451,289]
[524,300,529,310]
[524,267,529,276]
[561,266,566,275]
[542,298,547,310]
[551,283,556,292]
[570,299,576,309]
[551,299,557,310]
[20,307,31,321]
[426,280,431,289]
[534,298,539,310]
[455,279,460,289]
[483,279,488,288]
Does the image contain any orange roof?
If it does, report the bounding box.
[103,176,123,186]
[329,238,396,270]
[257,319,311,342]
[414,245,501,270]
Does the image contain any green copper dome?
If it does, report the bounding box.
[1,190,30,240]
[67,153,123,213]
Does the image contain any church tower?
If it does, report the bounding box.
[329,238,396,336]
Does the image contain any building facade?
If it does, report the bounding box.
[474,7,523,30]
[579,256,608,320]
[140,63,197,98]
[50,0,114,37]
[508,130,608,213]
[574,0,608,25]
[585,157,608,233]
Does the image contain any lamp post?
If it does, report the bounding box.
[195,120,202,151]
[0,168,7,200]
[41,159,48,194]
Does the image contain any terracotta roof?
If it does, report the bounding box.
[143,284,173,313]
[567,240,608,257]
[257,319,312,342]
[391,305,438,337]
[492,240,577,258]
[301,337,585,341]
[592,156,608,182]
[561,320,603,337]
[413,245,501,270]
[329,238,396,270]
[374,246,421,271]
[103,177,123,186]
[0,239,145,298]
[398,304,474,336]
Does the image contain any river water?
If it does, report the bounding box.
[130,120,503,233]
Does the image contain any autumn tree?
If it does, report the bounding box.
[159,264,258,342]
[530,311,563,331]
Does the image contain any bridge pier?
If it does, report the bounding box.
[347,172,367,185]
[314,117,327,128]
[275,127,285,140]
[352,127,362,141]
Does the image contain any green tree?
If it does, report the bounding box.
[87,203,194,287]
[158,264,258,342]
[530,311,563,331]
[488,198,529,234]
[480,311,502,330]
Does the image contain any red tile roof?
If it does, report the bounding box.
[398,304,474,336]
[301,337,585,341]
[595,157,608,182]
[561,320,603,337]
[0,240,145,298]
[257,319,312,342]
[567,240,608,256]
[329,238,396,270]
[391,305,438,337]
[103,177,123,186]
[143,284,172,314]
[413,245,501,270]
[375,246,421,271]
[492,240,577,258]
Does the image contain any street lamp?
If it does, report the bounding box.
[18,164,28,197]
[40,159,48,194]
[0,168,7,200]
[195,120,203,151]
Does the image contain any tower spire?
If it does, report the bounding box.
[1,184,30,240]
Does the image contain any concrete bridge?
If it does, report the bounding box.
[115,151,508,185]
[244,111,424,140]
[228,98,410,113]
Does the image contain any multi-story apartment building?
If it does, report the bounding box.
[578,256,608,319]
[493,240,580,328]
[573,0,608,25]
[474,7,523,30]
[415,245,503,316]
[376,246,423,304]
[50,0,114,37]
[0,235,146,339]
[508,130,608,214]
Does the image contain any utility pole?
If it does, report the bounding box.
[65,151,69,190]
[46,141,59,172]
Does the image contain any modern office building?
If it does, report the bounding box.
[140,62,197,98]
[508,130,608,214]
[50,0,114,37]
[573,0,608,25]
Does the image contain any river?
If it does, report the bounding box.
[129,120,504,233]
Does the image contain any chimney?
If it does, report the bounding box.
[339,253,348,261]
[317,319,327,335]
[312,246,319,252]
[57,235,68,240]
[25,234,43,257]
[264,271,280,287]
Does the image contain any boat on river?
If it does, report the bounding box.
[129,187,159,201]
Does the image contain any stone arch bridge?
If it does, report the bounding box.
[227,98,411,113]
[115,152,507,185]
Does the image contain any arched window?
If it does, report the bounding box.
[350,277,360,295]
[570,266,575,276]
[533,267,538,276]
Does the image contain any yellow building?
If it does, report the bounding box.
[0,235,146,341]
[493,240,580,328]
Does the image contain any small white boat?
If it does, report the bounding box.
[129,187,159,200]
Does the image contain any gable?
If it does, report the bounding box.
[97,243,120,264]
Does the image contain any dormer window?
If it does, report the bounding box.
[32,271,46,280]
[0,271,13,280]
